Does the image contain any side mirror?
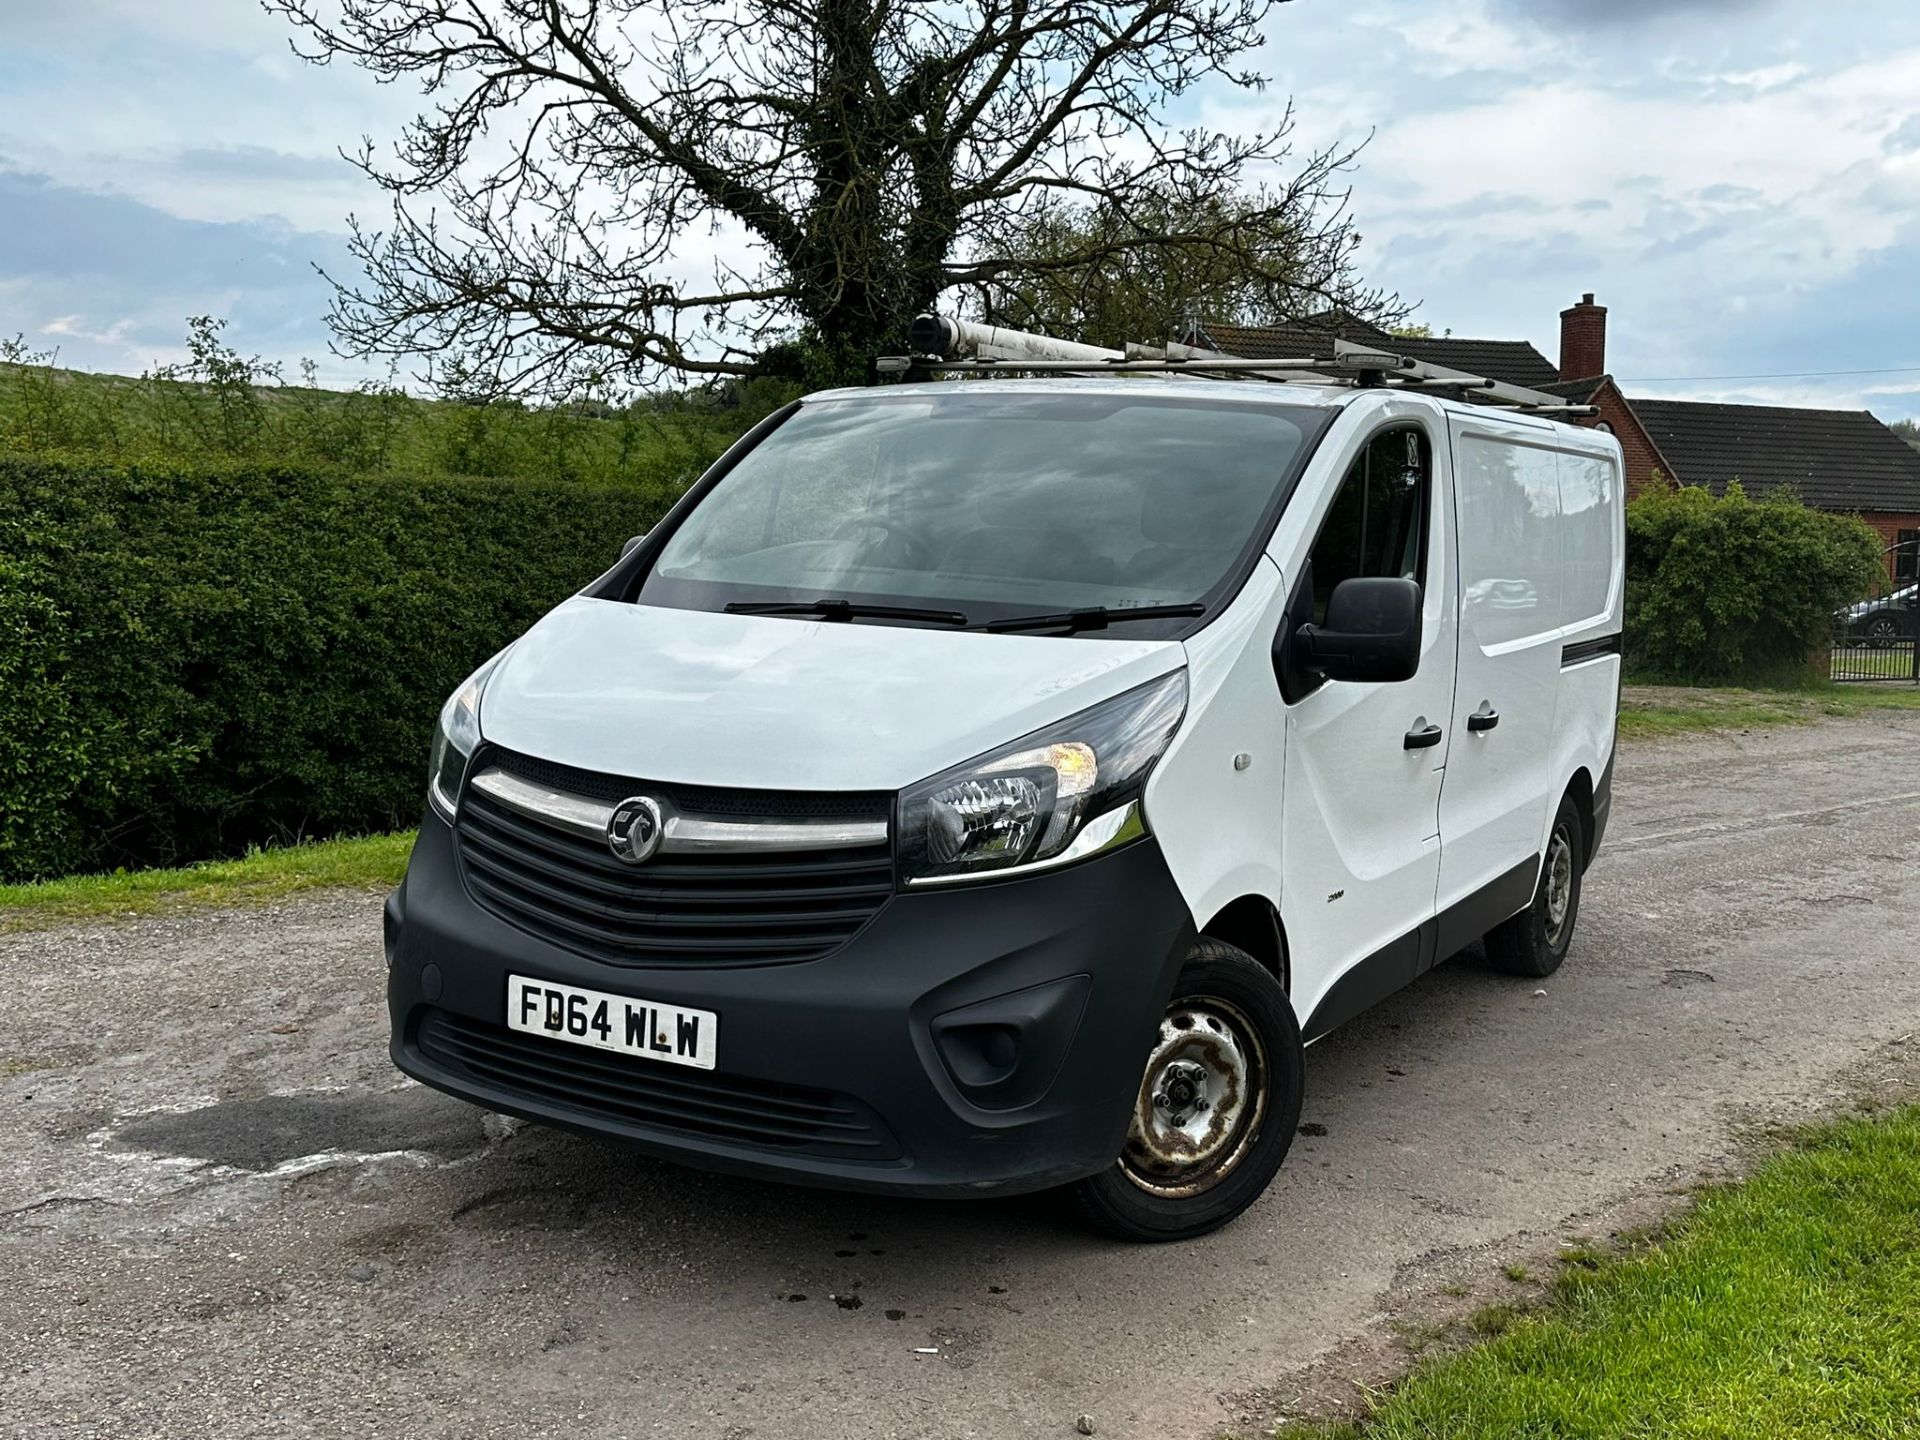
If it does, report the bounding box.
[1294,577,1422,685]
[621,530,650,558]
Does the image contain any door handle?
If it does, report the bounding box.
[1404,721,1444,750]
[1468,706,1501,733]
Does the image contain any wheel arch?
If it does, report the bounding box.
[1197,894,1290,995]
[1564,766,1596,870]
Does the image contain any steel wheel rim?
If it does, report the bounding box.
[1543,826,1575,947]
[1120,995,1267,1198]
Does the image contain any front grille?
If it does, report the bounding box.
[417,1009,900,1160]
[455,748,895,967]
[487,747,892,820]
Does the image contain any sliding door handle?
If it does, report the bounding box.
[1467,706,1501,733]
[1404,721,1444,750]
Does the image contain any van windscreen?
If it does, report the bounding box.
[637,392,1322,634]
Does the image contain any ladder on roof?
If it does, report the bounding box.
[879,314,1599,419]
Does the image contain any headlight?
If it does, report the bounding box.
[427,656,501,822]
[899,671,1187,885]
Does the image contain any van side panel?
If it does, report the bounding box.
[1147,399,1623,1036]
[1556,449,1620,634]
[1552,654,1620,838]
[1436,424,1567,916]
[1543,443,1625,860]
[1143,556,1291,981]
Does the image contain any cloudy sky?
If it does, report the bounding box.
[4,0,1919,416]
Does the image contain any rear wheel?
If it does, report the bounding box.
[1484,794,1584,978]
[1071,939,1303,1242]
[1868,615,1901,648]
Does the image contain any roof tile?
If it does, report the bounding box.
[1628,398,1920,512]
[1198,317,1560,388]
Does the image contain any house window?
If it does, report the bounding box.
[1897,529,1919,582]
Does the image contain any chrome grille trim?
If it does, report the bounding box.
[467,768,606,840]
[467,766,890,854]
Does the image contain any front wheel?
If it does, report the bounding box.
[1071,938,1304,1242]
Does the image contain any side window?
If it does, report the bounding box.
[1306,426,1431,622]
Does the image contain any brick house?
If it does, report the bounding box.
[1629,399,1920,578]
[1543,295,1920,578]
[1530,296,1680,504]
[1196,296,1920,579]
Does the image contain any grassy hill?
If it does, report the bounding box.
[0,323,788,488]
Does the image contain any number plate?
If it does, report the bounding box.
[506,975,717,1071]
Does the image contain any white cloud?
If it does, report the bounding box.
[0,0,411,230]
[7,0,1920,417]
[1710,62,1810,90]
[1357,49,1920,268]
[1347,7,1557,77]
[1224,0,1920,416]
[41,313,137,348]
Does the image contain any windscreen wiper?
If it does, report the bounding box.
[724,598,971,626]
[982,603,1207,635]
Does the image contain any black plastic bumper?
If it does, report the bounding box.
[387,817,1195,1197]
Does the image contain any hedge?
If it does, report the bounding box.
[1625,482,1884,685]
[0,456,680,882]
[4,459,1889,881]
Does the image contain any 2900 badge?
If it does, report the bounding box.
[507,975,718,1071]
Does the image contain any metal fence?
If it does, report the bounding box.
[1831,541,1919,682]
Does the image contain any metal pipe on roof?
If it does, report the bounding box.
[908,314,1125,364]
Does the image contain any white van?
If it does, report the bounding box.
[385,346,1623,1241]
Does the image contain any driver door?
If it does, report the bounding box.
[1280,421,1458,1038]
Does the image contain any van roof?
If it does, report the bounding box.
[805,378,1612,443]
[807,377,1362,409]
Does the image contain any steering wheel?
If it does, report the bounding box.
[832,515,934,568]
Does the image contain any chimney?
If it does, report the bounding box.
[1559,292,1608,381]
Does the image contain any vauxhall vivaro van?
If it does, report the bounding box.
[386,353,1623,1241]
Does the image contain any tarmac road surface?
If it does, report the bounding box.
[5,710,1920,1439]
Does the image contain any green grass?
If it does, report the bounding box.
[0,351,777,488]
[0,831,415,931]
[1619,681,1920,739]
[1466,1303,1524,1339]
[1282,1106,1920,1439]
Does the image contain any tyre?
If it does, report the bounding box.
[1484,794,1584,978]
[1868,615,1900,648]
[1071,938,1304,1242]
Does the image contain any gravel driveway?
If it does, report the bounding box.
[6,712,1920,1440]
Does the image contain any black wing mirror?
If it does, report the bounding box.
[621,530,650,558]
[1294,577,1422,685]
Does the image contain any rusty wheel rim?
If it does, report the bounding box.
[1544,825,1575,948]
[1120,996,1267,1198]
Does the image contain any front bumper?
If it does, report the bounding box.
[386,816,1194,1197]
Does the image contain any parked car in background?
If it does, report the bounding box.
[1841,583,1918,646]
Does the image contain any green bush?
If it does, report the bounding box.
[1625,482,1883,684]
[0,455,683,882]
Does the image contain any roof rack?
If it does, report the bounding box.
[879,315,1599,419]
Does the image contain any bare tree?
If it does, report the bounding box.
[973,174,1399,350]
[270,0,1392,392]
